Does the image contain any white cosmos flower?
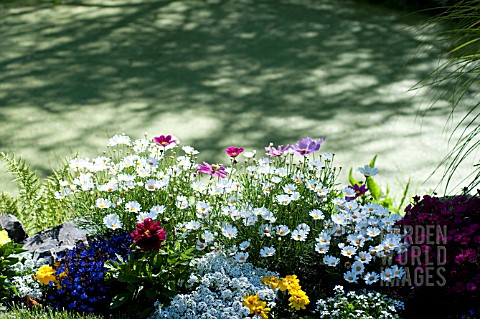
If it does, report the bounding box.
[239,241,251,250]
[316,233,331,245]
[184,220,201,231]
[221,224,238,239]
[137,211,158,222]
[234,252,249,263]
[323,255,340,267]
[259,224,274,237]
[145,179,157,191]
[196,240,207,251]
[322,152,333,160]
[103,214,122,230]
[358,164,379,177]
[108,134,131,146]
[182,145,199,155]
[202,231,215,243]
[259,246,275,257]
[276,194,292,205]
[283,184,296,194]
[243,150,256,158]
[315,186,329,197]
[341,245,358,258]
[309,209,325,220]
[291,229,308,241]
[96,198,112,209]
[364,272,380,285]
[276,225,290,236]
[343,270,358,283]
[355,251,372,264]
[332,213,348,225]
[342,186,356,198]
[315,243,329,254]
[351,261,365,274]
[150,205,166,215]
[380,268,394,282]
[125,201,141,212]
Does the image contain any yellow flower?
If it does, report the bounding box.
[243,294,261,312]
[288,289,310,311]
[243,295,270,318]
[261,276,280,289]
[35,265,57,285]
[0,230,11,246]
[55,271,68,289]
[253,304,271,319]
[279,274,300,292]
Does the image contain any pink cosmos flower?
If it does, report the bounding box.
[154,135,176,147]
[224,146,244,158]
[265,144,290,157]
[197,162,227,178]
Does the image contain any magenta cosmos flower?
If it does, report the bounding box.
[197,162,227,178]
[130,218,167,251]
[265,144,290,157]
[224,146,244,157]
[290,137,326,156]
[154,135,176,147]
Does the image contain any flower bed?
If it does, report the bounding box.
[0,133,478,318]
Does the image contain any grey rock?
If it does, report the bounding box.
[22,221,90,263]
[0,214,28,243]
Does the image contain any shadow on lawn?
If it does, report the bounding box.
[0,0,469,192]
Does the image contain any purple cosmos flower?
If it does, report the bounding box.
[197,162,227,178]
[290,137,326,156]
[345,184,368,201]
[224,146,244,158]
[264,144,290,157]
[154,135,176,147]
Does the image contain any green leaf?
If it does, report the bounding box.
[348,168,361,186]
[369,155,378,168]
[366,176,381,201]
[110,293,129,309]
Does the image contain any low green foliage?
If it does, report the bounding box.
[0,235,25,310]
[105,234,197,318]
[0,306,127,319]
[0,152,73,234]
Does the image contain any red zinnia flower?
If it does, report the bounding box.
[224,146,244,158]
[130,218,167,251]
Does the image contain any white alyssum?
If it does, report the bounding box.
[150,251,278,319]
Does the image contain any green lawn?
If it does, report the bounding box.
[0,0,477,200]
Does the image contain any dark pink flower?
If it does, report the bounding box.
[130,218,166,251]
[224,146,244,158]
[452,281,466,293]
[466,282,477,292]
[154,135,176,147]
[197,162,227,178]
